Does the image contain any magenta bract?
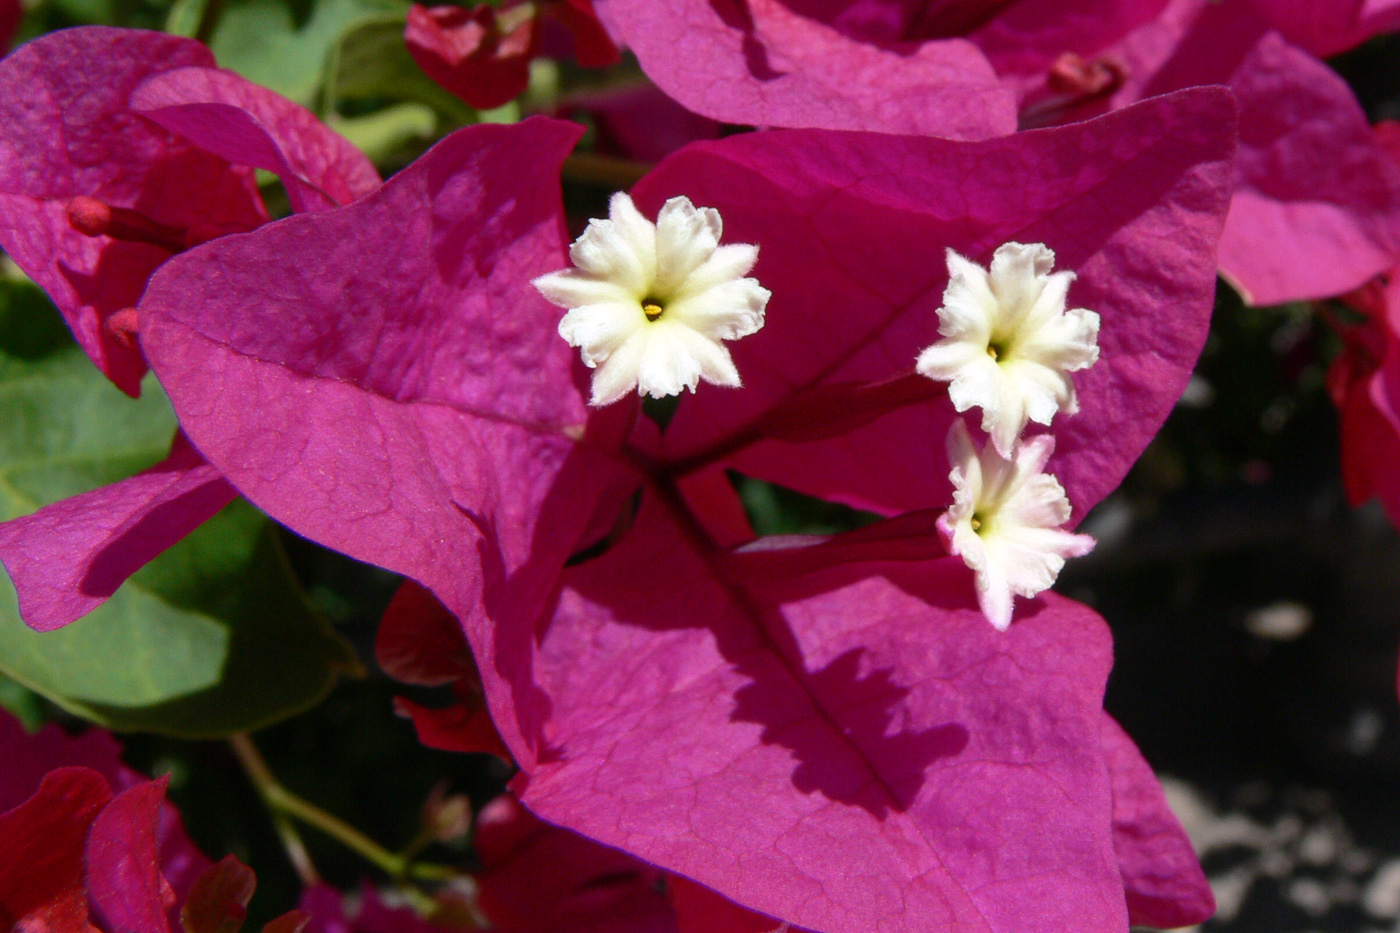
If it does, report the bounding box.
[591,0,1017,139]
[602,0,1400,307]
[1244,0,1400,57]
[1053,0,1400,305]
[1101,714,1214,927]
[130,66,379,214]
[140,116,640,757]
[0,434,236,631]
[762,0,1170,80]
[0,27,265,396]
[648,89,1235,520]
[1104,0,1400,305]
[0,27,382,631]
[136,101,1227,929]
[516,495,1126,931]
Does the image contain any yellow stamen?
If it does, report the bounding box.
[986,345,999,360]
[643,302,664,321]
[970,517,982,532]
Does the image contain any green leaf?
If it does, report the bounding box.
[208,0,405,108]
[326,12,472,122]
[0,282,357,737]
[164,0,212,38]
[329,103,436,165]
[0,673,45,731]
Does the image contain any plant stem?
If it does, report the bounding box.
[270,809,321,887]
[228,733,459,883]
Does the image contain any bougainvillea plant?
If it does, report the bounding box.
[0,28,378,631]
[1,2,1398,930]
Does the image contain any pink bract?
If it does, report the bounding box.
[601,0,1400,307]
[140,116,637,758]
[0,434,235,631]
[1101,714,1214,927]
[648,89,1235,520]
[0,27,265,397]
[516,495,1128,931]
[591,0,1017,139]
[0,27,381,631]
[136,105,1225,929]
[130,65,379,214]
[756,0,1170,79]
[1244,0,1400,57]
[1103,0,1400,305]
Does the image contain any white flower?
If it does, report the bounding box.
[938,420,1095,631]
[533,192,770,406]
[916,242,1100,456]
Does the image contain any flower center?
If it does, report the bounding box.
[970,512,985,533]
[986,343,1001,361]
[642,299,665,321]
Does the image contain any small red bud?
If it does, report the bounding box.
[67,195,113,237]
[66,195,189,252]
[104,308,141,350]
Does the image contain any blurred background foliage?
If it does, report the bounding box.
[1,0,1400,928]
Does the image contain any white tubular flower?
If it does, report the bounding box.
[916,242,1100,457]
[938,420,1095,631]
[533,192,771,406]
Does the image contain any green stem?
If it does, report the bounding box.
[228,734,460,883]
[270,809,321,887]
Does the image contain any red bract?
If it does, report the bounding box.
[0,769,112,932]
[0,711,212,931]
[474,793,678,932]
[558,84,722,164]
[0,27,379,631]
[0,0,20,52]
[406,0,619,111]
[542,0,621,68]
[1328,275,1400,527]
[376,580,512,760]
[406,4,541,111]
